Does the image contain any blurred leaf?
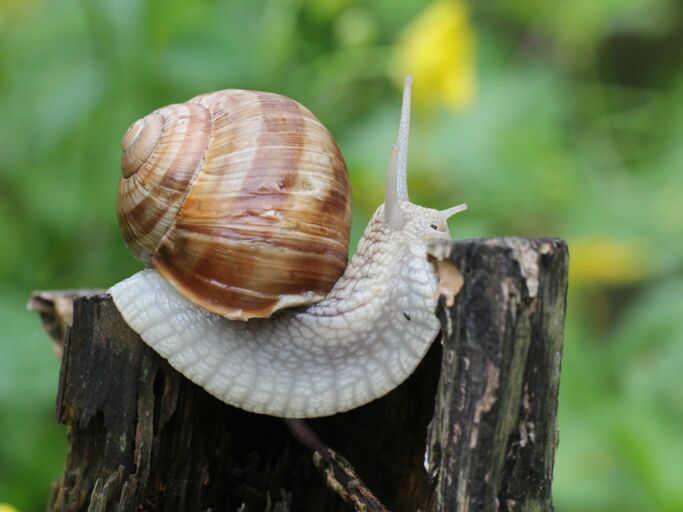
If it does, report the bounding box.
[0,288,65,512]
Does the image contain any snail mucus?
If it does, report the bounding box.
[110,77,467,418]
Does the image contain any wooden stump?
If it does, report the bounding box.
[427,238,567,511]
[36,237,568,512]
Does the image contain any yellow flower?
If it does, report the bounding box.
[0,503,20,512]
[393,0,476,111]
[569,237,649,285]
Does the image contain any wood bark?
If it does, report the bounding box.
[427,238,567,511]
[38,237,568,512]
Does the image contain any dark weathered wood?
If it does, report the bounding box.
[40,237,568,512]
[427,238,568,511]
[47,296,440,511]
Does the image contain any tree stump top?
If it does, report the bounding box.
[34,237,568,512]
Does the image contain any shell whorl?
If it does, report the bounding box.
[118,103,211,264]
[121,113,161,178]
[117,90,351,320]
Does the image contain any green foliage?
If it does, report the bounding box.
[0,289,64,512]
[1,0,682,510]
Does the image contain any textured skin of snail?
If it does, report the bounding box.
[111,202,451,418]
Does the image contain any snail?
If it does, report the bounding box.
[110,77,467,418]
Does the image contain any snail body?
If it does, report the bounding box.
[111,78,467,418]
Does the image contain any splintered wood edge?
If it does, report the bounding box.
[27,289,105,357]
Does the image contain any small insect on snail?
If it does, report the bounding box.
[110,77,467,418]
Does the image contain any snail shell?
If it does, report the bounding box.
[117,90,351,320]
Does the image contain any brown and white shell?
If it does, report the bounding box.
[117,89,351,320]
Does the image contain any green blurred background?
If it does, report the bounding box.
[1,0,682,510]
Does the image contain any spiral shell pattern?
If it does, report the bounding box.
[118,90,351,320]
